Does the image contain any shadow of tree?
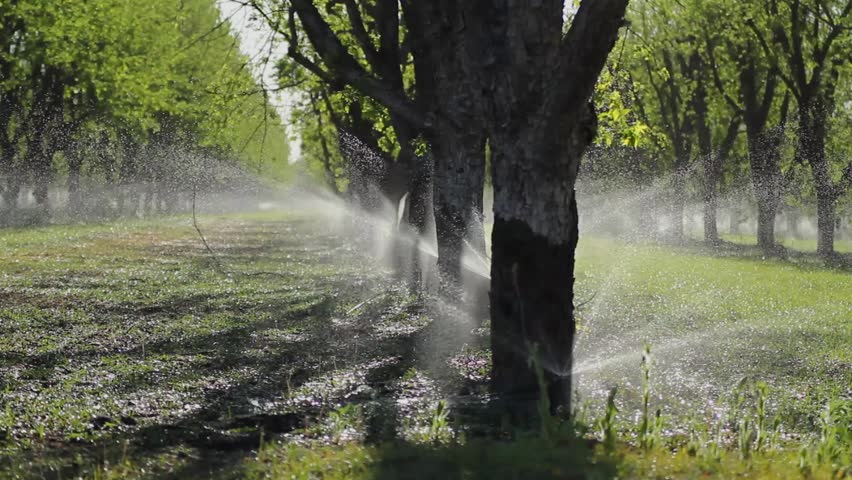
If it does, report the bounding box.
[0,214,500,479]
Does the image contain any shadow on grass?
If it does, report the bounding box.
[0,215,497,479]
[249,434,616,480]
[367,438,617,480]
[676,238,852,273]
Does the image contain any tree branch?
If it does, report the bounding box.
[289,0,428,130]
[341,0,383,71]
[554,0,630,129]
[788,0,810,91]
[719,113,741,162]
[812,0,852,85]
[705,33,743,114]
[836,161,852,199]
[758,68,779,123]
[746,18,801,101]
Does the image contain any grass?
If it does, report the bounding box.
[719,233,852,254]
[572,236,851,439]
[0,209,849,478]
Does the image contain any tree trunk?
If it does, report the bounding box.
[670,174,686,240]
[29,136,55,214]
[811,158,835,257]
[734,53,785,254]
[756,199,777,252]
[786,208,800,239]
[729,207,740,235]
[399,0,489,296]
[490,211,577,408]
[3,177,20,211]
[703,190,719,243]
[472,0,628,417]
[406,152,433,289]
[816,187,835,257]
[0,117,14,213]
[700,151,722,245]
[692,65,721,245]
[67,154,83,214]
[32,167,50,210]
[489,135,582,415]
[467,182,488,257]
[637,187,657,239]
[751,164,779,253]
[431,129,486,295]
[799,108,835,257]
[746,128,783,254]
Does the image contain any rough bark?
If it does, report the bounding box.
[756,201,777,250]
[488,136,583,411]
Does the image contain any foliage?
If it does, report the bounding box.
[0,0,290,219]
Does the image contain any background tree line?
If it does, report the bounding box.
[0,0,289,225]
[587,0,852,257]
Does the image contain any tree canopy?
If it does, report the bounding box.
[0,0,290,222]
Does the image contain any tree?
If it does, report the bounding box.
[400,1,488,289]
[688,49,741,244]
[626,1,700,241]
[748,0,852,257]
[697,0,793,253]
[0,0,289,222]
[252,0,487,292]
[468,0,629,413]
[275,0,629,413]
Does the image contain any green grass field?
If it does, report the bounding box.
[0,211,849,478]
[719,233,852,253]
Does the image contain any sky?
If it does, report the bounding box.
[216,0,302,163]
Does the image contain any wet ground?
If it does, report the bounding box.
[572,238,852,428]
[0,211,489,477]
[0,208,849,478]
